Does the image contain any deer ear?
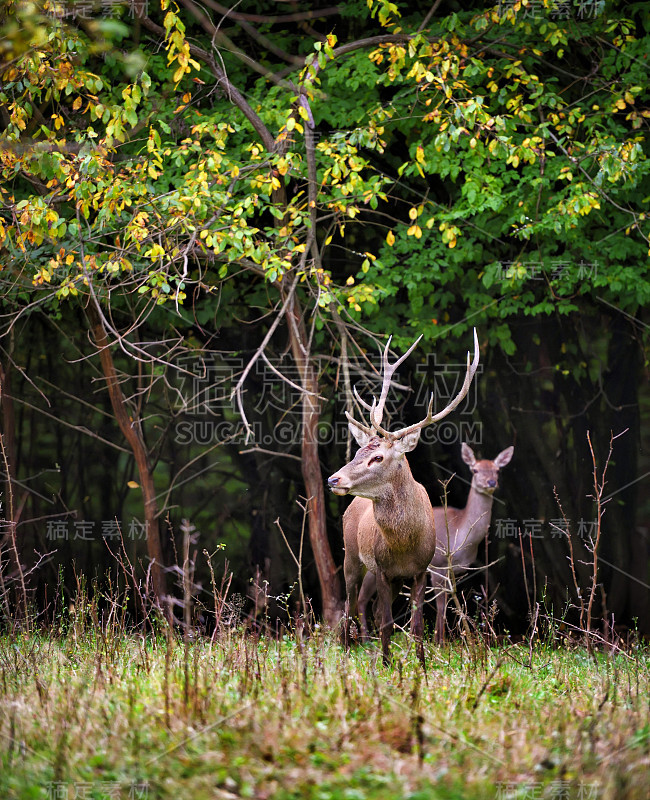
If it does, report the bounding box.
[495,446,514,468]
[461,442,476,466]
[394,429,421,455]
[348,421,373,448]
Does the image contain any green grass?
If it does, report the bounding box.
[1,618,649,800]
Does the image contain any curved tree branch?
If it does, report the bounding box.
[200,1,341,25]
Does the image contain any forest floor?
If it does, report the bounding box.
[1,619,649,800]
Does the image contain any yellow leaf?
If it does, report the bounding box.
[409,207,418,220]
[276,157,289,176]
[416,146,425,163]
[72,96,82,111]
[346,276,355,285]
[127,480,140,489]
[386,230,395,246]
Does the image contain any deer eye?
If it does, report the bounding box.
[369,455,384,465]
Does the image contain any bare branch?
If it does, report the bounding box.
[230,272,301,442]
[201,1,341,25]
[388,328,480,442]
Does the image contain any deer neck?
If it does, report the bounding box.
[371,460,429,542]
[458,483,495,545]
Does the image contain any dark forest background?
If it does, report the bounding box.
[2,0,650,636]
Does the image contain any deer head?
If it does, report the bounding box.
[328,330,480,499]
[461,442,514,495]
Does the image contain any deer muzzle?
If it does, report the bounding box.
[327,474,349,496]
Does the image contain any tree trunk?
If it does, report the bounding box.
[0,354,28,619]
[286,295,344,626]
[134,19,344,623]
[86,303,168,609]
[0,357,17,540]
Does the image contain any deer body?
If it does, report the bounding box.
[430,443,513,642]
[346,471,434,579]
[328,332,480,664]
[338,446,435,659]
[356,443,513,645]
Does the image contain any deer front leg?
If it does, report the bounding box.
[430,569,449,645]
[435,590,448,644]
[343,553,362,650]
[343,594,353,650]
[375,569,394,665]
[410,571,427,667]
[357,571,377,643]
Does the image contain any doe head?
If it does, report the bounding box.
[461,442,514,494]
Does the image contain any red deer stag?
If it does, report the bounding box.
[357,442,514,645]
[327,331,479,664]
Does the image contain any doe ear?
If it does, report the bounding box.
[348,421,373,449]
[394,429,421,455]
[495,445,514,468]
[461,442,476,467]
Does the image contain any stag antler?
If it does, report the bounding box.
[345,329,480,442]
[345,334,422,437]
[388,327,480,442]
